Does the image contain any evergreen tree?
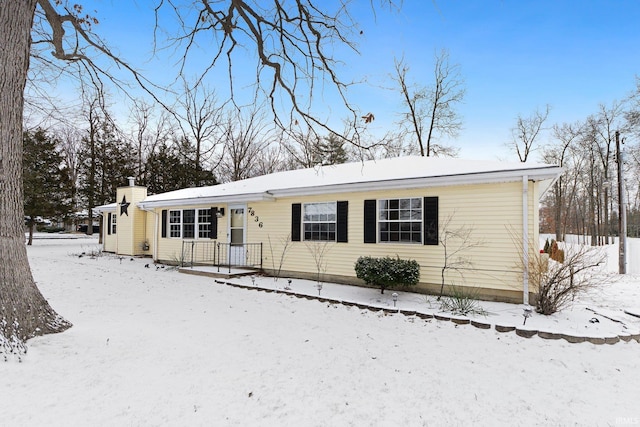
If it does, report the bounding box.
[173,136,217,188]
[78,117,136,234]
[143,141,181,194]
[319,133,349,165]
[23,129,73,244]
[143,138,217,195]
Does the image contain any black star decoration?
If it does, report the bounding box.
[120,195,130,216]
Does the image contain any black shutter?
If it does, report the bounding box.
[424,197,438,245]
[210,207,218,239]
[107,213,112,235]
[291,203,302,241]
[161,209,167,238]
[336,201,348,243]
[363,199,377,243]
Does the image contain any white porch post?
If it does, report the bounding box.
[522,175,529,305]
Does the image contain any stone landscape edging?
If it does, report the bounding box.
[215,280,640,346]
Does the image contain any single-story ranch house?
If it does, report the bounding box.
[94,156,562,303]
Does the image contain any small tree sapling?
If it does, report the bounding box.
[438,213,483,299]
[267,234,292,282]
[305,241,331,289]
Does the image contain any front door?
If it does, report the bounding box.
[228,206,246,266]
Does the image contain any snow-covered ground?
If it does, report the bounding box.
[1,234,639,426]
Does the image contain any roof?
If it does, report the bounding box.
[134,156,562,209]
[92,202,116,215]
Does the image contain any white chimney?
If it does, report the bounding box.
[127,176,135,187]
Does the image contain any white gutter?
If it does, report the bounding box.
[138,192,275,209]
[522,175,529,305]
[270,167,562,198]
[136,166,563,208]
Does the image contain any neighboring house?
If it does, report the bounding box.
[94,156,562,303]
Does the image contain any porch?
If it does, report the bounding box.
[179,240,263,278]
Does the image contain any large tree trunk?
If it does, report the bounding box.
[0,1,71,339]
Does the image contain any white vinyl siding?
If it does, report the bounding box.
[246,181,537,298]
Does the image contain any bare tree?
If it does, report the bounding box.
[130,100,152,180]
[541,122,584,241]
[394,49,465,157]
[0,1,72,338]
[251,144,287,177]
[56,125,84,214]
[267,234,292,282]
[174,80,224,186]
[162,1,375,138]
[437,213,483,299]
[1,0,398,339]
[305,241,331,290]
[217,107,272,182]
[530,244,607,315]
[129,100,174,185]
[586,102,626,245]
[509,105,551,162]
[282,126,324,168]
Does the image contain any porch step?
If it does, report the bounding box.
[178,266,259,279]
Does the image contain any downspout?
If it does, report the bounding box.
[522,175,529,305]
[140,206,159,262]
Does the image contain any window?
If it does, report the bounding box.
[303,202,336,241]
[168,209,211,239]
[183,209,195,238]
[169,210,181,237]
[378,198,422,243]
[198,209,211,238]
[111,213,117,234]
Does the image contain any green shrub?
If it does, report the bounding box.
[354,255,420,294]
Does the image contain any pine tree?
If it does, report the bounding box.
[143,138,217,195]
[319,133,349,165]
[23,129,73,245]
[78,117,136,233]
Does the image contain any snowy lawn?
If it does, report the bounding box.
[1,235,639,426]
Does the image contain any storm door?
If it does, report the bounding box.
[228,206,246,266]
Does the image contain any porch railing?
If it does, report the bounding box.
[180,240,263,273]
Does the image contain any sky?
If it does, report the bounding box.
[48,0,640,161]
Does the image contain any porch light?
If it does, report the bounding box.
[216,208,225,218]
[392,292,398,307]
